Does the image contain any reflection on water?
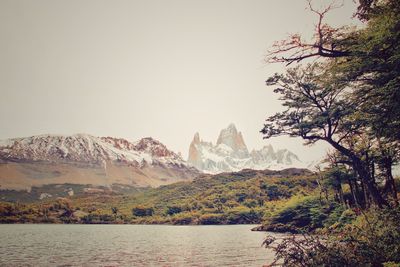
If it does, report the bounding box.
[0,224,285,266]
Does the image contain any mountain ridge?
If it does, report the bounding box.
[0,134,185,165]
[0,134,199,190]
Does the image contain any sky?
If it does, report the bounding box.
[0,0,359,162]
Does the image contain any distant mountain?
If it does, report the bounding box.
[0,134,199,190]
[187,123,306,174]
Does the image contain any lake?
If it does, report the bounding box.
[0,224,284,266]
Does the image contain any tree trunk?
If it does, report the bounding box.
[348,178,359,208]
[355,158,387,208]
[337,179,345,206]
[385,159,398,206]
[354,178,364,208]
[326,138,388,208]
[360,179,369,208]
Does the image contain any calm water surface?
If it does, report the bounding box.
[0,224,284,267]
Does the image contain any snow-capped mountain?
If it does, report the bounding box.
[0,134,198,190]
[0,134,186,166]
[187,123,305,174]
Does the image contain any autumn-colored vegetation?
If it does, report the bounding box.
[0,169,319,225]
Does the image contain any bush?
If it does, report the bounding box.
[81,214,115,224]
[166,205,182,216]
[243,199,258,208]
[236,192,247,202]
[171,212,197,225]
[263,197,344,233]
[226,208,262,224]
[198,213,226,225]
[132,206,154,217]
[263,207,400,266]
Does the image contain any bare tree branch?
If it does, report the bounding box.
[265,0,350,65]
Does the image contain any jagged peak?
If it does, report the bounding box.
[134,137,164,150]
[251,144,272,154]
[261,144,274,152]
[134,137,179,159]
[217,123,238,138]
[192,132,200,144]
[187,124,303,174]
[227,123,237,131]
[136,137,162,145]
[216,123,248,153]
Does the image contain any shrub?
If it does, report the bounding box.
[263,207,400,266]
[263,197,344,233]
[171,212,197,225]
[243,199,258,208]
[226,208,262,224]
[81,214,114,224]
[236,192,247,202]
[198,213,226,225]
[132,206,154,217]
[166,205,182,216]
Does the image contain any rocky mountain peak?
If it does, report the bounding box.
[187,124,304,174]
[192,132,200,145]
[275,149,300,165]
[216,123,248,153]
[188,133,202,167]
[134,137,178,158]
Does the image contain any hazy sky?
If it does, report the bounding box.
[0,0,359,161]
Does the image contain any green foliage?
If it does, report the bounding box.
[226,208,262,224]
[81,214,116,224]
[264,207,400,266]
[347,1,400,141]
[264,196,350,233]
[324,167,350,189]
[0,169,318,225]
[170,212,198,225]
[198,214,226,225]
[263,63,352,145]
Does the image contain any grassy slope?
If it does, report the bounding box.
[0,168,319,225]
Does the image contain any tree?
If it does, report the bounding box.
[261,64,388,207]
[266,0,400,142]
[324,167,347,205]
[375,140,399,205]
[262,0,400,208]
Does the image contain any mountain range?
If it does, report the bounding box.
[187,123,305,174]
[0,134,198,190]
[0,124,306,192]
